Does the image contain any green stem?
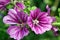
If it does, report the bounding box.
[51,0,59,16]
[52,22,60,26]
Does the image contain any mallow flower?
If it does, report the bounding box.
[14,2,25,12]
[27,5,53,34]
[51,16,59,36]
[0,0,10,10]
[51,27,58,36]
[3,9,29,40]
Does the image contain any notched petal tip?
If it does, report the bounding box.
[8,9,17,14]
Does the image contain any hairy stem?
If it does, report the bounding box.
[51,0,59,16]
[52,22,60,26]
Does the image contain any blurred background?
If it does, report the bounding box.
[0,0,60,40]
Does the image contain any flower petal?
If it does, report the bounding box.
[8,9,17,19]
[32,25,46,34]
[17,27,29,40]
[51,27,58,32]
[3,15,18,24]
[7,26,29,40]
[40,24,52,31]
[39,16,53,24]
[0,0,10,9]
[16,2,25,9]
[37,12,48,19]
[30,8,41,19]
[17,11,28,23]
[14,2,25,12]
[3,9,20,24]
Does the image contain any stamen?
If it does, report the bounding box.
[17,23,25,27]
[33,19,39,25]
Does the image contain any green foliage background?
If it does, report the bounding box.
[0,0,60,40]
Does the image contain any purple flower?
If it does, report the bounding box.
[0,0,10,10]
[3,9,29,40]
[27,7,53,34]
[51,27,58,32]
[7,26,29,40]
[51,27,58,36]
[51,16,59,36]
[46,5,50,15]
[14,2,25,12]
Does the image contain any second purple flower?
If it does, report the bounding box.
[27,7,53,34]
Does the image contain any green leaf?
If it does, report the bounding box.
[6,4,14,9]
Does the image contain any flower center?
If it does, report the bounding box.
[33,19,39,25]
[17,23,25,27]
